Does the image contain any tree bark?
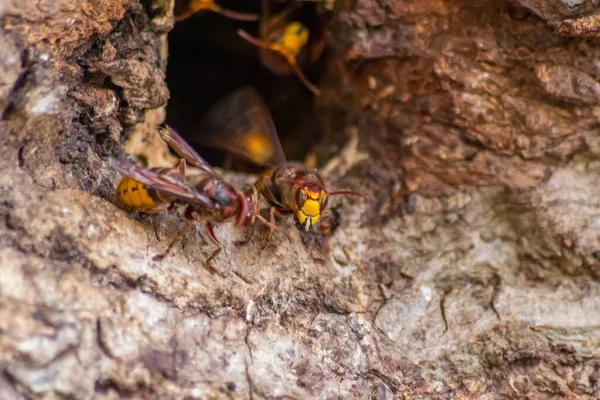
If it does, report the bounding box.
[1,0,599,399]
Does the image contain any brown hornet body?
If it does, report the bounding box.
[110,126,272,269]
[198,87,363,235]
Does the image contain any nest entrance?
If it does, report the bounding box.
[165,0,327,171]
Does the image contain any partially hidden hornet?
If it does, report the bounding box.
[175,0,258,22]
[198,86,364,236]
[110,126,274,269]
[237,0,320,96]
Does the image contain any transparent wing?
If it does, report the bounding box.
[197,86,286,167]
[109,157,214,208]
[158,125,218,176]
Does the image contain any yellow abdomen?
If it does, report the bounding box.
[116,176,165,212]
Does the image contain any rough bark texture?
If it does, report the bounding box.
[1,0,600,399]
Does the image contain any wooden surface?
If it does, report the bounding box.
[0,0,599,398]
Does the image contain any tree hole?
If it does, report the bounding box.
[165,0,329,171]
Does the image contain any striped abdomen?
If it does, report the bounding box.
[116,168,173,212]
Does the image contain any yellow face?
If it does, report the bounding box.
[294,187,328,231]
[280,22,309,54]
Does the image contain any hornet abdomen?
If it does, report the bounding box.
[116,168,173,212]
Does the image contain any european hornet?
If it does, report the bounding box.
[110,126,275,269]
[237,0,321,95]
[175,0,259,22]
[198,86,364,237]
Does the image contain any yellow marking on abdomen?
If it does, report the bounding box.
[138,183,156,207]
[117,177,158,211]
[246,134,273,165]
[117,177,132,206]
[127,178,143,207]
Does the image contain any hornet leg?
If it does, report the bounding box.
[235,222,256,246]
[266,206,277,243]
[264,207,290,243]
[152,206,195,261]
[204,222,222,273]
[153,222,195,261]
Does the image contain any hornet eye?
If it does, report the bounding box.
[295,190,307,208]
[320,196,329,210]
